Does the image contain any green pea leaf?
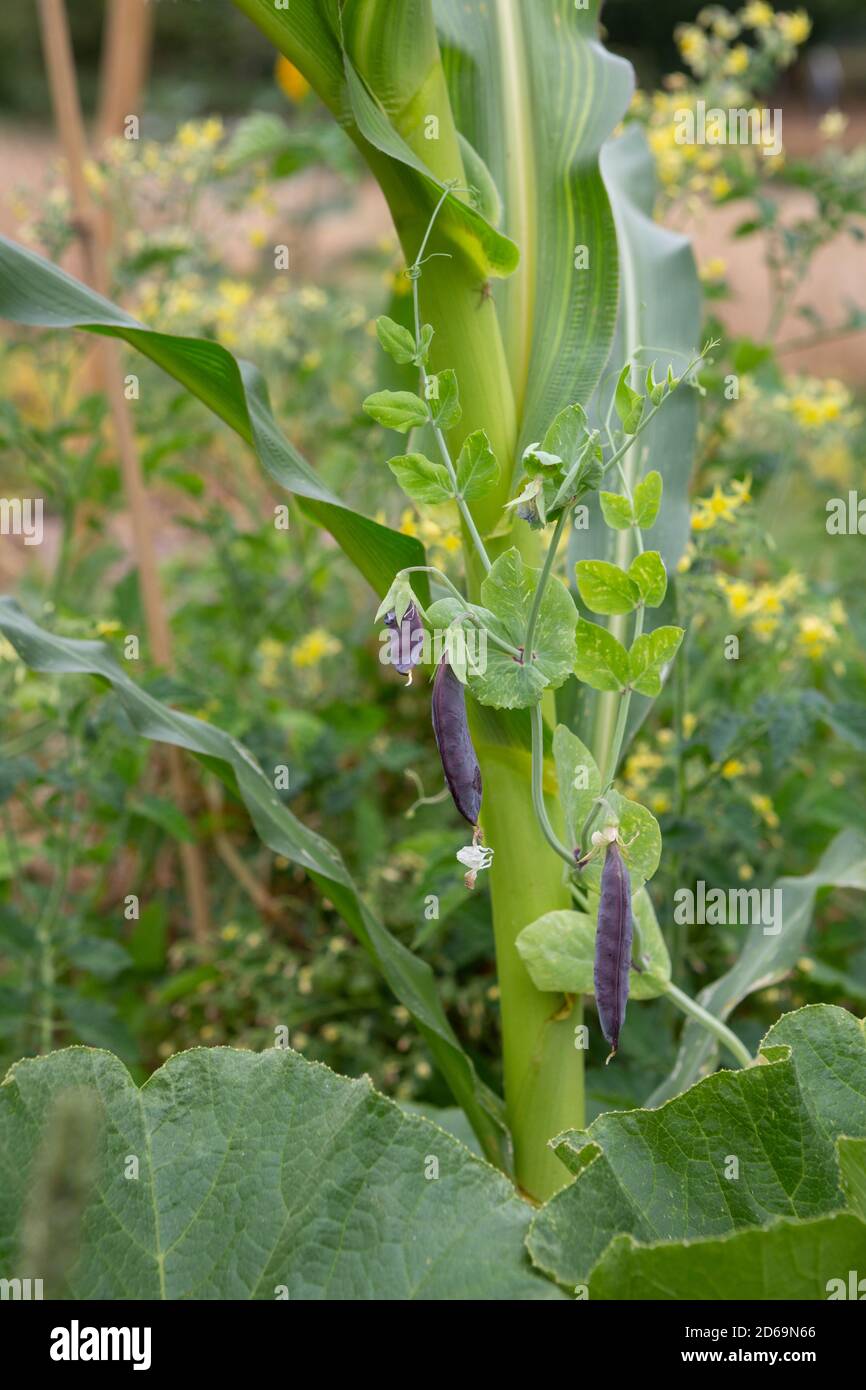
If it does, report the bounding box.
[515,888,670,1000]
[629,625,684,696]
[363,390,429,433]
[375,315,417,365]
[456,429,500,501]
[599,491,633,530]
[611,793,662,887]
[553,725,601,847]
[573,617,630,692]
[614,363,644,434]
[628,550,667,607]
[388,454,454,505]
[574,560,640,616]
[632,470,662,527]
[428,369,462,429]
[466,548,578,709]
[542,402,589,464]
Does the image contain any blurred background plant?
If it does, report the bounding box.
[0,2,864,1121]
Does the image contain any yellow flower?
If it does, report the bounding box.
[724,44,751,75]
[722,758,746,779]
[218,279,253,309]
[752,615,779,640]
[275,55,310,103]
[248,227,268,249]
[777,10,811,44]
[683,713,698,738]
[657,728,676,747]
[650,793,672,814]
[749,793,780,828]
[717,576,753,618]
[221,923,241,942]
[706,484,739,522]
[796,614,837,659]
[677,25,710,70]
[819,109,848,139]
[291,629,342,668]
[741,2,774,29]
[738,862,755,881]
[299,286,327,310]
[95,620,122,637]
[398,509,419,538]
[710,174,733,200]
[700,257,728,280]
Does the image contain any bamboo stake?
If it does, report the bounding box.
[36,0,211,945]
[97,0,155,144]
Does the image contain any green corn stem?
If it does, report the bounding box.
[479,736,582,1200]
[237,0,582,1198]
[659,980,753,1070]
[408,187,492,575]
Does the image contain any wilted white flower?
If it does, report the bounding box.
[456,841,494,890]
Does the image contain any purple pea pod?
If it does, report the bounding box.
[593,839,633,1060]
[431,660,482,827]
[384,603,425,681]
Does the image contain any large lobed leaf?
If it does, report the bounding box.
[0,1045,561,1300]
[527,1005,866,1290]
[0,235,426,604]
[0,598,504,1165]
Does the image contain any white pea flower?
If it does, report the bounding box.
[456,841,494,890]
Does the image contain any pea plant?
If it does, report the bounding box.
[1,1,865,1302]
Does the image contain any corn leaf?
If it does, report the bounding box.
[0,598,507,1166]
[0,235,426,603]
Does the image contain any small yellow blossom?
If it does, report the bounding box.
[738,862,755,881]
[291,629,342,668]
[657,728,676,747]
[710,174,733,200]
[398,509,419,538]
[650,793,672,815]
[717,576,753,618]
[724,44,751,75]
[700,257,728,281]
[95,619,122,637]
[741,2,775,29]
[677,25,710,72]
[721,758,746,779]
[221,923,241,942]
[796,614,837,659]
[777,10,811,45]
[299,286,327,310]
[683,713,698,738]
[819,109,848,139]
[750,792,780,828]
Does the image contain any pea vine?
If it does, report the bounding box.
[367,197,741,1065]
